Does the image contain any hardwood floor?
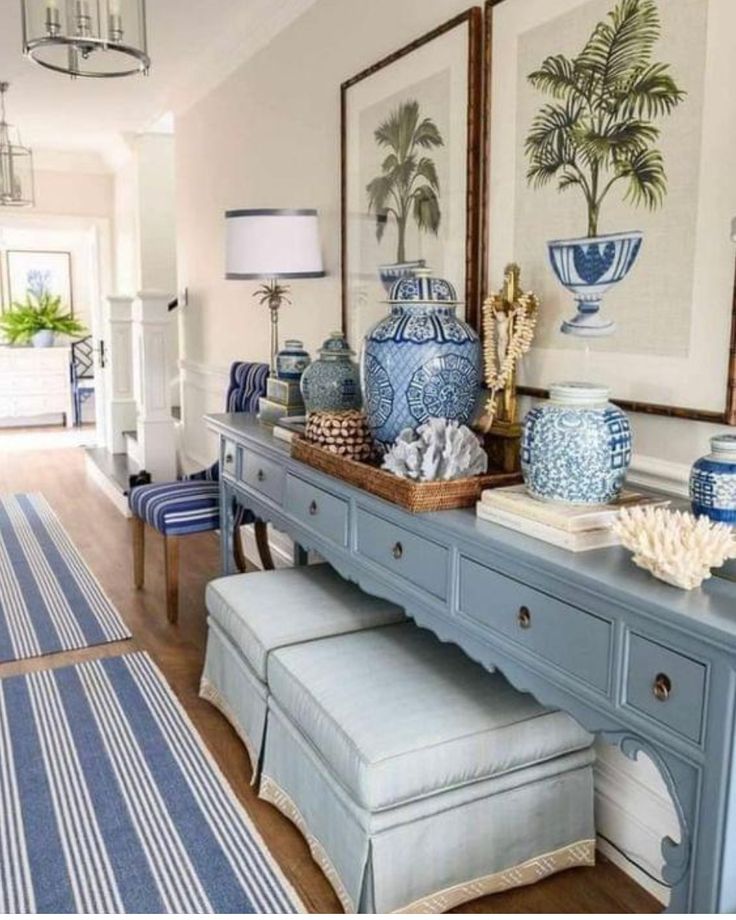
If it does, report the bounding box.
[0,446,662,914]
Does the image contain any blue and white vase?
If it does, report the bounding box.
[361,269,482,449]
[690,435,736,524]
[276,340,310,381]
[548,231,643,337]
[521,383,632,505]
[300,332,361,413]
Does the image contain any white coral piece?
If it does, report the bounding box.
[382,419,488,482]
[612,506,736,590]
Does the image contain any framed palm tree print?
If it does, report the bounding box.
[485,0,736,424]
[341,8,483,347]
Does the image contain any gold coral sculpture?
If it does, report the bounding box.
[482,264,539,429]
[479,264,539,472]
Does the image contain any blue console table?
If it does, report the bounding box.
[207,412,736,913]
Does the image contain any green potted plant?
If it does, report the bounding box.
[366,99,445,292]
[0,291,87,347]
[524,0,685,336]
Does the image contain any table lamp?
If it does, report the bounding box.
[225,208,325,372]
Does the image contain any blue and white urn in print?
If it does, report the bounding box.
[548,231,643,337]
[690,435,736,525]
[521,383,632,505]
[361,269,482,449]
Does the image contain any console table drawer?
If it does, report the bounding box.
[242,450,285,505]
[286,475,348,547]
[458,556,612,693]
[625,634,706,743]
[356,509,449,600]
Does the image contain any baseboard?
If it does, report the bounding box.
[238,523,297,569]
[84,452,132,517]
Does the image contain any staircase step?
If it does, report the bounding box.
[84,448,141,516]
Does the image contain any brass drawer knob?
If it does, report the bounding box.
[257,469,265,482]
[392,542,403,560]
[309,500,318,516]
[653,673,672,702]
[518,606,531,629]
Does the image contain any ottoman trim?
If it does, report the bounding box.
[260,774,356,913]
[260,773,595,914]
[200,676,261,785]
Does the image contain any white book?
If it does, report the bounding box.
[479,484,666,533]
[476,502,621,552]
[273,425,296,444]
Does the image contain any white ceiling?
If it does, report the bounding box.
[0,0,316,167]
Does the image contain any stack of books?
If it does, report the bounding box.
[476,484,667,552]
[258,377,305,428]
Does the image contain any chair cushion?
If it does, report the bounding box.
[268,623,594,811]
[206,565,405,682]
[130,480,220,536]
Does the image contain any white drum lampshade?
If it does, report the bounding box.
[225,209,325,279]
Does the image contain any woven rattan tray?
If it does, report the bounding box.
[291,438,522,512]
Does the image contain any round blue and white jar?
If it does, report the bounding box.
[361,269,482,449]
[521,383,632,505]
[276,340,310,380]
[690,435,736,524]
[300,332,361,413]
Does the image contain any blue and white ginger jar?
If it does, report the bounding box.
[521,382,632,505]
[361,270,482,448]
[276,339,310,381]
[300,332,361,413]
[690,435,736,524]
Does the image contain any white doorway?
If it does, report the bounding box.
[0,213,112,449]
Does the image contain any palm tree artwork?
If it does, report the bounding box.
[366,99,445,290]
[524,0,686,336]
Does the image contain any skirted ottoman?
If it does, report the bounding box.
[199,564,405,778]
[259,623,596,913]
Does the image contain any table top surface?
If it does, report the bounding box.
[207,412,736,654]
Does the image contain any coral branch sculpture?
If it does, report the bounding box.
[482,263,539,431]
[612,506,736,590]
[382,419,488,482]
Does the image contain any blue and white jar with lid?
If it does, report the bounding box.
[276,340,310,381]
[361,268,482,449]
[521,382,632,505]
[690,435,736,524]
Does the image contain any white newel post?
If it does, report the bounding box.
[132,290,177,482]
[104,295,136,454]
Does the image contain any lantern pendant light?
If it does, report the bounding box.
[21,1,150,79]
[0,83,34,209]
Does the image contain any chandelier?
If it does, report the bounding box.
[21,1,150,78]
[0,83,34,208]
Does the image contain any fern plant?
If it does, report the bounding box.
[525,0,685,238]
[366,99,444,263]
[0,292,87,345]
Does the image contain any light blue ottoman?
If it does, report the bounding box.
[199,564,405,778]
[259,623,596,913]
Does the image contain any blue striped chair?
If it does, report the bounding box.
[129,361,273,623]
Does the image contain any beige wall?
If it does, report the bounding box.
[33,168,113,220]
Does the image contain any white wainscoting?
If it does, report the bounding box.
[181,357,685,903]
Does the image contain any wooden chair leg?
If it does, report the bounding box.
[254,519,275,571]
[132,516,145,588]
[233,522,247,574]
[164,534,180,624]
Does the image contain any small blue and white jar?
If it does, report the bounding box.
[690,435,736,524]
[276,340,310,381]
[300,332,361,413]
[521,382,632,505]
[361,269,482,449]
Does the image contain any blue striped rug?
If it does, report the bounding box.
[0,493,131,663]
[0,652,304,913]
